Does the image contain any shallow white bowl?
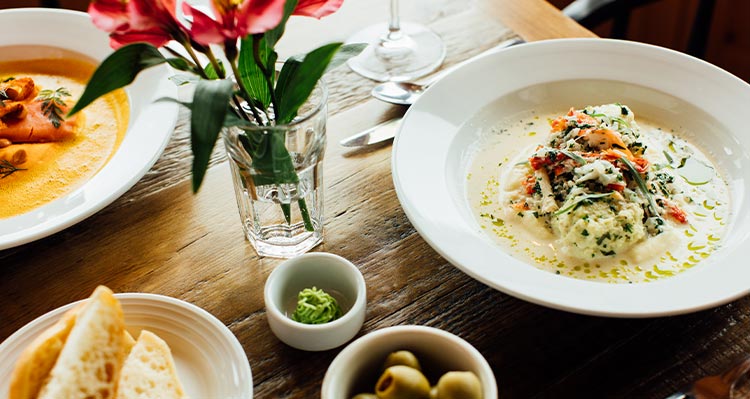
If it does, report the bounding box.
[321,325,497,399]
[264,252,367,351]
[0,293,253,398]
[0,8,177,250]
[392,38,750,317]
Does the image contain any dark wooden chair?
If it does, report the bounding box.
[562,0,716,59]
[41,0,61,8]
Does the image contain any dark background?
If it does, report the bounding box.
[547,0,750,82]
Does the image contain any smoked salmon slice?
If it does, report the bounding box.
[0,77,77,143]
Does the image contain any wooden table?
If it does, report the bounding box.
[2,1,749,397]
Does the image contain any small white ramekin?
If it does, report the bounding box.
[321,325,498,399]
[264,252,367,351]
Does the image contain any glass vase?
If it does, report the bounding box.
[222,84,327,258]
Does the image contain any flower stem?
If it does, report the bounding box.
[280,203,292,225]
[204,45,264,125]
[180,41,210,80]
[298,198,314,231]
[252,35,280,122]
[248,35,314,232]
[205,47,225,78]
[227,57,264,123]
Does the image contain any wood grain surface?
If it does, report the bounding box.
[2,1,750,398]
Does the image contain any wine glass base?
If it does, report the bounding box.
[346,22,446,82]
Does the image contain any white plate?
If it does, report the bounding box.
[0,293,253,398]
[0,9,177,250]
[392,38,750,317]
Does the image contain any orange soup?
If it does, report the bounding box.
[0,46,129,218]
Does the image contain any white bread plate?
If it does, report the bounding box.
[0,293,253,399]
[0,8,178,250]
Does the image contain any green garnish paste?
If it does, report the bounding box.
[291,287,343,324]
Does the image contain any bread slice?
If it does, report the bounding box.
[115,330,185,399]
[8,302,82,399]
[122,329,136,356]
[37,285,127,399]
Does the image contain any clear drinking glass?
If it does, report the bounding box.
[222,84,327,258]
[347,0,446,82]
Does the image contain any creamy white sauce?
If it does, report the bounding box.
[467,109,730,283]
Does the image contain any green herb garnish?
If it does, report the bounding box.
[554,192,615,216]
[559,149,587,165]
[618,156,662,221]
[0,159,24,178]
[35,87,71,128]
[291,287,343,325]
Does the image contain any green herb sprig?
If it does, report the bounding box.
[0,159,24,178]
[553,192,615,216]
[619,156,662,221]
[291,286,343,325]
[36,87,71,128]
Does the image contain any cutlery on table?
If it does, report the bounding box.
[340,37,525,147]
[339,117,401,148]
[371,37,525,106]
[666,356,750,399]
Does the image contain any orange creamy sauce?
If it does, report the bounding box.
[0,52,129,218]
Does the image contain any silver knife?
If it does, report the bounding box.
[339,37,524,147]
[340,117,401,147]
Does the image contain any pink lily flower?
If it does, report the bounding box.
[183,0,286,46]
[88,0,186,49]
[293,0,344,19]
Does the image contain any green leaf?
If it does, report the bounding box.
[238,36,272,107]
[265,0,298,48]
[275,42,342,124]
[223,108,250,127]
[238,130,299,186]
[166,57,193,72]
[68,43,167,116]
[324,43,366,74]
[169,74,198,86]
[190,79,235,192]
[157,97,246,127]
[274,59,301,111]
[204,60,225,79]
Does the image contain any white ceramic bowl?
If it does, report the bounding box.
[264,252,367,351]
[321,325,497,399]
[0,293,252,398]
[392,38,750,317]
[0,8,177,250]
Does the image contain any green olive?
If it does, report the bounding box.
[351,394,378,399]
[383,350,422,371]
[436,371,483,399]
[375,365,431,399]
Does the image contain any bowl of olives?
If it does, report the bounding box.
[321,325,497,399]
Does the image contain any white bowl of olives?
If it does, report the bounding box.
[321,325,497,399]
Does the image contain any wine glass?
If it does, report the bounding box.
[347,0,446,82]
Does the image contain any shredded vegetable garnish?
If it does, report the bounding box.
[291,287,343,324]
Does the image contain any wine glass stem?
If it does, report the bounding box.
[387,0,402,41]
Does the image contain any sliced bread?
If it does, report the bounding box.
[8,302,81,399]
[115,330,185,399]
[37,285,126,399]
